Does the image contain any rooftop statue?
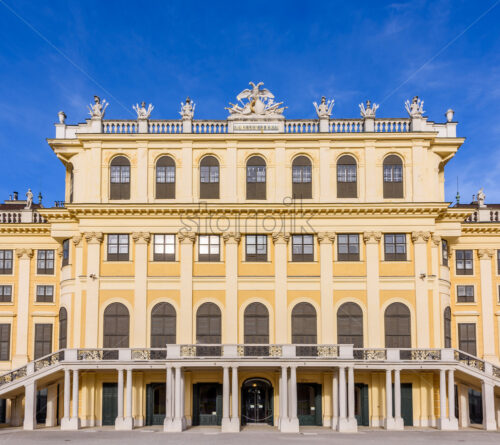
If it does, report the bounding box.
[477,188,486,207]
[359,100,379,118]
[25,188,33,210]
[88,95,109,119]
[133,101,154,119]
[226,82,286,118]
[180,97,195,119]
[405,96,425,118]
[313,96,334,118]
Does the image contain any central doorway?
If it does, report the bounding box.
[146,382,166,425]
[192,383,222,426]
[297,383,322,425]
[241,378,273,425]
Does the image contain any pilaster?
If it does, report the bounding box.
[132,232,151,347]
[72,235,83,348]
[179,232,195,343]
[272,233,289,344]
[478,249,496,362]
[84,232,103,348]
[136,143,148,203]
[431,234,441,348]
[363,232,381,347]
[318,232,335,344]
[412,231,431,348]
[223,232,241,344]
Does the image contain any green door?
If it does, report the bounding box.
[393,383,413,426]
[102,383,118,426]
[146,383,166,425]
[297,383,322,426]
[192,383,222,426]
[354,383,369,426]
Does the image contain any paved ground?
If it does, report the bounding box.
[0,426,499,444]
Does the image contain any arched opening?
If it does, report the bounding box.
[241,378,273,425]
[200,155,220,199]
[384,302,411,348]
[337,155,357,198]
[151,302,176,347]
[383,155,403,198]
[59,307,67,349]
[337,302,363,347]
[196,302,221,356]
[444,306,451,348]
[246,156,266,200]
[292,302,317,356]
[155,156,176,199]
[110,156,130,200]
[243,302,269,356]
[103,303,130,348]
[292,156,312,199]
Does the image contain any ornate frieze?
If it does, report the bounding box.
[132,232,151,244]
[15,248,33,259]
[411,231,431,244]
[84,232,104,244]
[363,231,382,244]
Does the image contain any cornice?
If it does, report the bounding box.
[0,225,51,235]
[461,224,500,235]
[36,208,77,223]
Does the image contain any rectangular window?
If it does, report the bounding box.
[384,234,406,261]
[156,166,175,183]
[246,166,266,183]
[107,234,129,261]
[0,324,10,361]
[337,165,356,183]
[442,239,448,267]
[200,166,219,183]
[457,285,474,303]
[110,165,130,183]
[497,250,500,274]
[198,235,220,262]
[153,234,176,261]
[0,250,13,274]
[292,235,314,262]
[337,234,360,261]
[36,285,54,303]
[62,239,70,267]
[456,250,473,275]
[383,165,403,182]
[292,166,312,183]
[37,250,55,275]
[0,286,12,303]
[245,235,267,262]
[34,324,52,359]
[458,323,477,356]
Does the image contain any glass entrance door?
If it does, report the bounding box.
[241,378,273,425]
[146,383,166,425]
[102,383,118,426]
[192,383,222,426]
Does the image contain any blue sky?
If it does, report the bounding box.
[0,0,499,206]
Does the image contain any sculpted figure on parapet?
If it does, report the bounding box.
[405,96,424,118]
[359,100,379,118]
[180,97,195,119]
[133,102,154,119]
[226,82,285,117]
[313,96,334,118]
[25,189,33,210]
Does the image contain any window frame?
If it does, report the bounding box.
[199,156,220,199]
[155,156,176,199]
[291,234,314,262]
[455,249,473,275]
[37,250,55,275]
[107,234,130,262]
[337,234,360,261]
[458,322,477,356]
[36,285,54,303]
[109,156,131,200]
[198,235,220,262]
[383,155,404,199]
[0,250,13,275]
[153,234,176,262]
[0,285,12,303]
[442,239,449,267]
[34,323,53,359]
[456,285,475,303]
[291,156,312,199]
[62,239,70,267]
[384,234,407,261]
[246,156,267,200]
[245,235,268,262]
[0,324,10,361]
[336,155,357,198]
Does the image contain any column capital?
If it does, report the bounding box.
[363,231,382,244]
[431,234,441,246]
[317,232,335,244]
[132,232,151,244]
[57,245,64,257]
[222,232,241,244]
[178,231,196,244]
[84,232,103,244]
[478,248,494,259]
[411,231,431,244]
[272,232,290,245]
[15,248,33,259]
[72,234,83,247]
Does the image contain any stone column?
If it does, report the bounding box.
[338,366,357,432]
[180,369,186,429]
[272,233,289,344]
[115,369,125,429]
[72,235,84,348]
[61,369,72,429]
[230,366,240,431]
[279,366,288,430]
[318,232,335,344]
[284,366,299,432]
[23,381,37,430]
[412,231,431,348]
[45,384,58,427]
[13,249,33,367]
[478,249,496,362]
[84,233,103,348]
[347,367,355,421]
[132,232,150,347]
[447,370,458,429]
[338,367,347,429]
[331,369,338,430]
[221,366,231,432]
[363,232,382,347]
[71,370,80,429]
[223,233,241,344]
[166,366,184,432]
[393,369,404,429]
[179,233,195,343]
[430,235,442,348]
[482,380,497,431]
[124,369,134,429]
[384,369,394,429]
[164,366,173,429]
[438,369,447,430]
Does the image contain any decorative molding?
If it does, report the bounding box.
[15,248,33,259]
[411,231,431,244]
[222,232,241,244]
[478,249,494,259]
[57,245,64,257]
[431,234,441,246]
[0,226,50,235]
[363,231,382,244]
[84,232,104,244]
[317,232,335,244]
[178,231,196,244]
[132,232,151,244]
[462,225,500,235]
[272,232,290,245]
[72,234,83,247]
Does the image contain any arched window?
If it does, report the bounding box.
[337,302,363,347]
[156,156,175,199]
[444,306,451,348]
[246,156,267,200]
[196,302,221,344]
[103,303,130,348]
[59,307,67,349]
[337,155,357,198]
[383,155,403,198]
[110,156,131,200]
[291,302,317,344]
[200,156,219,199]
[151,302,176,347]
[244,303,269,344]
[384,303,411,348]
[292,156,312,199]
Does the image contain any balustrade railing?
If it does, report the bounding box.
[131,348,167,360]
[0,366,27,387]
[353,349,387,360]
[330,119,364,133]
[285,120,319,133]
[192,120,228,134]
[180,344,222,357]
[149,120,183,134]
[0,212,21,223]
[454,350,485,372]
[77,349,119,361]
[103,120,138,134]
[33,350,65,372]
[374,118,410,132]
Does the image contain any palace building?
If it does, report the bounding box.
[0,83,499,432]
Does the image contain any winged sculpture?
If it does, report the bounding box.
[226,82,285,117]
